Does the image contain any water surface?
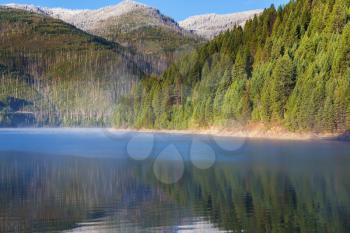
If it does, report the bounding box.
[0,129,349,233]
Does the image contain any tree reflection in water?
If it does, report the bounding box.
[0,147,349,233]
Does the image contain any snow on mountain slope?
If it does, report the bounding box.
[4,1,182,32]
[4,1,262,40]
[179,9,263,39]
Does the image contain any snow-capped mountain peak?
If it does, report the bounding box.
[115,0,148,9]
[180,9,263,39]
[46,1,156,30]
[3,2,262,40]
[3,1,158,30]
[83,0,151,19]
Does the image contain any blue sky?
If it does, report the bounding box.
[0,0,290,20]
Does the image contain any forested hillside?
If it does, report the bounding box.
[114,0,350,133]
[5,1,203,75]
[85,2,202,74]
[0,7,144,127]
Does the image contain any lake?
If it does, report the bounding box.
[0,129,349,233]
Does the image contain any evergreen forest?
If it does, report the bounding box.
[114,0,350,133]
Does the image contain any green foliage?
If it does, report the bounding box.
[270,55,296,120]
[115,0,350,133]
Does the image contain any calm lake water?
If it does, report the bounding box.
[0,129,350,233]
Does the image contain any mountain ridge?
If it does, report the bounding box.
[4,1,262,39]
[179,9,263,39]
[4,1,183,33]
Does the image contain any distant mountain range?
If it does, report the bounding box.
[6,1,182,31]
[179,10,263,39]
[4,1,260,40]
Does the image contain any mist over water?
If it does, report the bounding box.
[0,129,350,233]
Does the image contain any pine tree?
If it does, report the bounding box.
[270,55,296,121]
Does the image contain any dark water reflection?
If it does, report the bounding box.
[0,129,350,233]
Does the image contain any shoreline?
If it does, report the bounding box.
[0,127,348,141]
[112,125,348,141]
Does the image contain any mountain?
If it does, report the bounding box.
[6,1,182,32]
[5,1,203,74]
[114,0,350,133]
[0,6,145,127]
[179,9,263,39]
[4,1,263,73]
